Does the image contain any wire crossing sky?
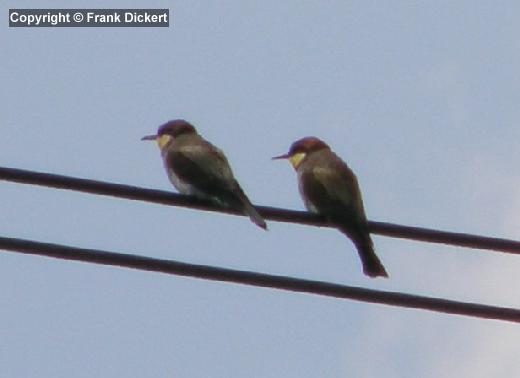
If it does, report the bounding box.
[0,235,518,323]
[0,166,518,254]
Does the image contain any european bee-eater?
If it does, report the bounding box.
[142,119,267,230]
[273,137,387,277]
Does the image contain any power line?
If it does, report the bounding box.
[0,166,518,254]
[0,235,518,323]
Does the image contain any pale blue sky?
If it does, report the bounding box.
[1,1,519,377]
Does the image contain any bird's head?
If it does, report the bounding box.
[272,137,330,169]
[141,119,197,150]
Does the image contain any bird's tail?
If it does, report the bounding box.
[340,224,388,278]
[229,184,267,230]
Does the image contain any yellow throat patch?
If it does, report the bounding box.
[289,152,306,169]
[157,134,173,150]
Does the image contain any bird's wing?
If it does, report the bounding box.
[166,141,236,195]
[167,141,266,229]
[302,164,366,222]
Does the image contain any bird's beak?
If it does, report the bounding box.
[141,134,157,141]
[272,153,290,160]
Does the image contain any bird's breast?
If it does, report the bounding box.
[296,168,319,213]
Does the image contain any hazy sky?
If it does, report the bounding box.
[1,1,519,377]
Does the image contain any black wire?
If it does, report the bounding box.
[0,235,518,323]
[0,166,518,254]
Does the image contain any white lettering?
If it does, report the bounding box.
[124,12,166,23]
[10,11,19,23]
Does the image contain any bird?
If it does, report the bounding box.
[273,137,387,277]
[141,119,267,230]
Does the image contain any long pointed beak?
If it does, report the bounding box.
[141,134,157,141]
[272,153,290,160]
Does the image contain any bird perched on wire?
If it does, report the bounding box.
[142,119,267,230]
[273,137,387,277]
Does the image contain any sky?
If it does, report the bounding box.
[1,1,519,377]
